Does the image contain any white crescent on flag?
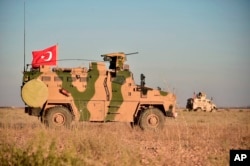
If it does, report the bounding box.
[41,51,52,61]
[32,45,57,68]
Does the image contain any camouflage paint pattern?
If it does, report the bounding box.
[56,63,99,120]
[21,52,177,123]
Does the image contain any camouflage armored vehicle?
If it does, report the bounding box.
[21,52,176,130]
[186,92,217,112]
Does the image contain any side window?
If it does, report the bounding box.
[41,76,51,81]
[80,77,87,82]
[67,77,76,82]
[54,76,63,81]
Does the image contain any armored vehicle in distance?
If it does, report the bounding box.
[21,52,176,130]
[186,92,217,112]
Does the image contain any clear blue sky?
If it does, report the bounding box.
[0,0,249,107]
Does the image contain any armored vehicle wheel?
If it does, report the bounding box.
[45,106,72,128]
[139,108,165,130]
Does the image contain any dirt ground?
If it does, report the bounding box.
[0,108,249,165]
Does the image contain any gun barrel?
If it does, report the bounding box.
[125,52,139,55]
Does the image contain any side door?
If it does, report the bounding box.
[88,100,106,121]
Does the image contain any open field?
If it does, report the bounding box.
[0,108,249,166]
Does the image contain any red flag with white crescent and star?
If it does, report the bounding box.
[31,45,57,68]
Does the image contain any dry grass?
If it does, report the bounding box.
[0,108,249,165]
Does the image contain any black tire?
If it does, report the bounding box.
[139,108,165,130]
[45,106,72,128]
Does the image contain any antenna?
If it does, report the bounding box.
[163,80,169,92]
[23,1,26,72]
[26,58,102,67]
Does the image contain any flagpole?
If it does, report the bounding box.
[23,1,26,71]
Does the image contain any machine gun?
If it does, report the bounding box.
[125,52,139,56]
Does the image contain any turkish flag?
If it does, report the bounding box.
[32,45,57,68]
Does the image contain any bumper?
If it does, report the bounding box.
[24,107,42,116]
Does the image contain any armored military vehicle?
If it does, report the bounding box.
[186,92,217,112]
[21,52,176,130]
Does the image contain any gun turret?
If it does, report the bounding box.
[101,52,138,71]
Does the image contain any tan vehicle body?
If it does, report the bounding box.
[21,52,176,129]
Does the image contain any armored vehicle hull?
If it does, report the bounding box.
[21,52,176,130]
[186,92,217,112]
